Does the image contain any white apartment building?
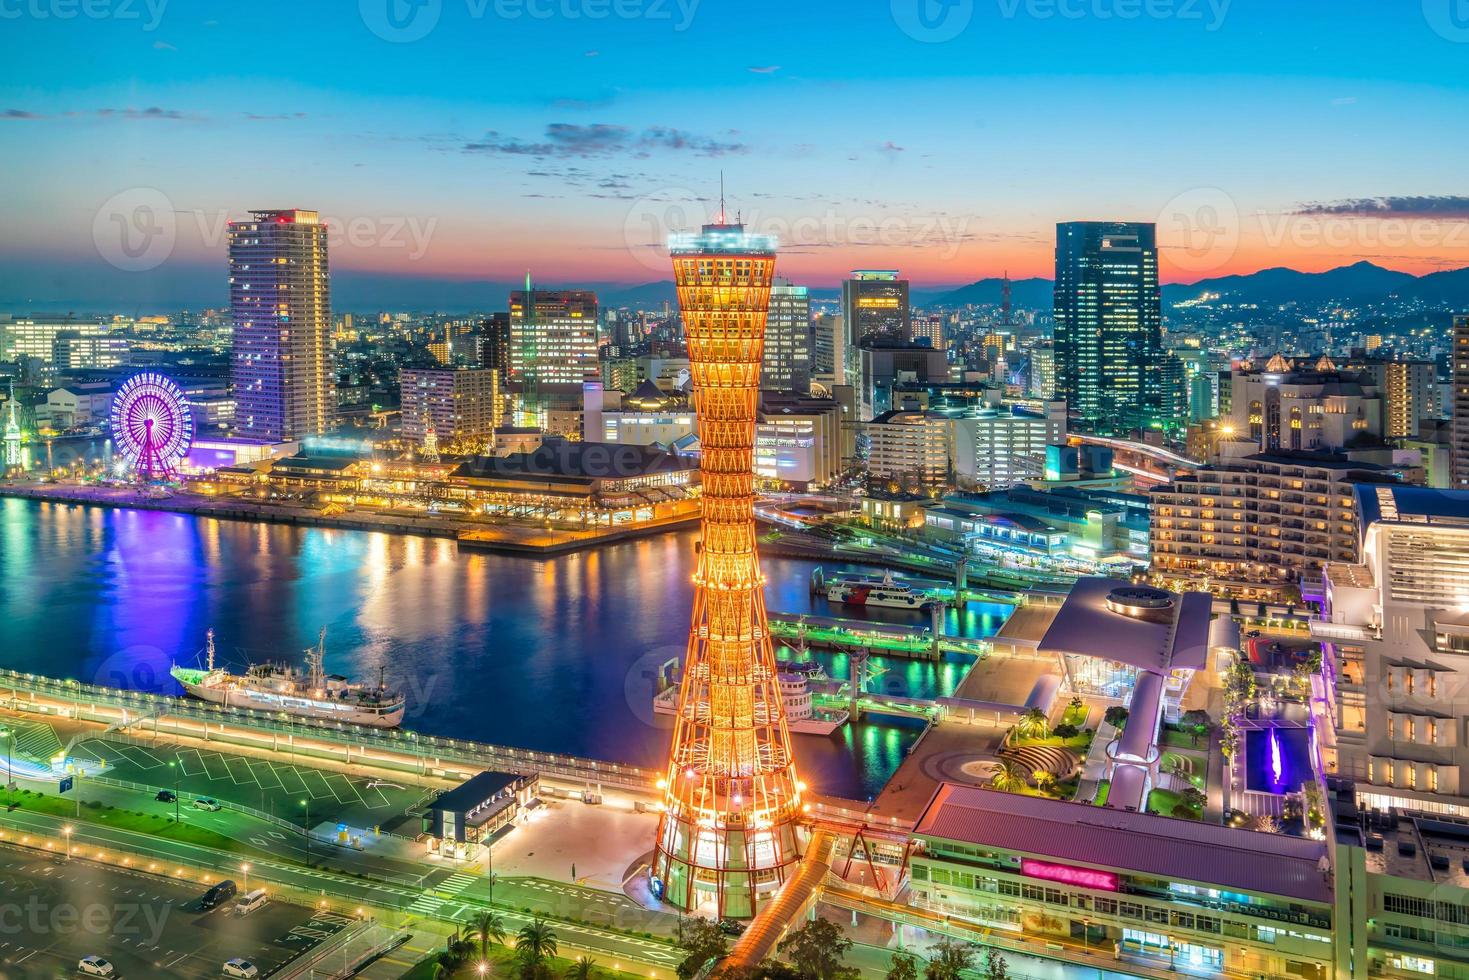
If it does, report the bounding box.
[952,400,1066,490]
[863,410,951,488]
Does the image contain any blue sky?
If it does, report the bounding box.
[3,0,1468,310]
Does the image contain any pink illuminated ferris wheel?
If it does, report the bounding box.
[110,372,194,480]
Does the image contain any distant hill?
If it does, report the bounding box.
[1160,260,1426,306]
[918,277,1055,310]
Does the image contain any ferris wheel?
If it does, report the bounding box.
[110,372,194,479]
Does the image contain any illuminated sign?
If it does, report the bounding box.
[1021,858,1118,891]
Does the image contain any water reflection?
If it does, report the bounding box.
[0,498,1008,800]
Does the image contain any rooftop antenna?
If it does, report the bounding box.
[719,171,726,224]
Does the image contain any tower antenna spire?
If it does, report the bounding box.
[719,170,726,224]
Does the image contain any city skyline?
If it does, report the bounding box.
[4,1,1469,310]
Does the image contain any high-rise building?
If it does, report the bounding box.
[228,209,333,443]
[400,367,500,449]
[863,410,952,489]
[654,218,804,919]
[910,314,946,351]
[1347,358,1441,439]
[762,279,811,393]
[810,312,844,386]
[1028,343,1056,400]
[1452,315,1469,489]
[1053,221,1162,435]
[508,287,598,425]
[952,400,1068,490]
[842,270,909,384]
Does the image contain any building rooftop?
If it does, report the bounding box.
[453,438,695,483]
[1037,578,1212,675]
[1355,483,1469,529]
[915,783,1332,904]
[432,771,525,816]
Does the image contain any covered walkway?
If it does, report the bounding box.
[722,830,835,973]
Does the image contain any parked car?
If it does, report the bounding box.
[718,918,746,937]
[194,797,221,812]
[200,880,237,910]
[233,889,268,916]
[155,789,176,803]
[223,959,259,978]
[78,956,115,977]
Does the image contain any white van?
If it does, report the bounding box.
[233,888,268,916]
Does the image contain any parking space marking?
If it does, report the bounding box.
[274,765,310,797]
[296,768,334,801]
[249,759,285,791]
[224,755,255,784]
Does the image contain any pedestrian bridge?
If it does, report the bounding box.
[721,829,835,972]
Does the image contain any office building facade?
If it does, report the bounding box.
[400,367,500,448]
[1053,221,1162,435]
[762,280,811,393]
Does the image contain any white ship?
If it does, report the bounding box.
[825,570,934,611]
[653,671,849,736]
[171,629,406,728]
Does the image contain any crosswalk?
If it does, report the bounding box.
[404,870,479,919]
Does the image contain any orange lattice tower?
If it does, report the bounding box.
[651,218,806,919]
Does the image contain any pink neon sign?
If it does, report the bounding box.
[1021,858,1118,892]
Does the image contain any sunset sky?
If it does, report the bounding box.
[4,0,1468,309]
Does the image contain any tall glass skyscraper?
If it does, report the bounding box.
[228,209,333,443]
[762,279,811,393]
[1053,221,1162,435]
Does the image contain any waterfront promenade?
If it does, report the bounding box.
[0,481,697,554]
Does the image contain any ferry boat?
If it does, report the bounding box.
[171,629,406,728]
[653,672,849,736]
[825,570,934,611]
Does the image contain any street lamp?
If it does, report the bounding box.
[301,799,311,865]
[168,760,180,824]
[62,825,73,861]
[241,862,251,891]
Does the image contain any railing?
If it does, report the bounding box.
[0,668,659,792]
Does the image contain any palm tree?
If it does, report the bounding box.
[567,956,596,979]
[990,758,1029,793]
[517,918,559,976]
[469,910,507,960]
[1017,707,1049,741]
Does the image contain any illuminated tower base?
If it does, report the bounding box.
[652,220,806,919]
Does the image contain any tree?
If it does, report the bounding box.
[567,957,596,980]
[990,759,1029,793]
[885,951,919,980]
[983,949,1009,980]
[1017,707,1049,741]
[1181,787,1207,812]
[1032,770,1056,794]
[1103,706,1129,730]
[922,938,975,980]
[777,917,855,980]
[675,918,729,980]
[469,910,507,961]
[1052,723,1079,739]
[516,919,559,980]
[1180,709,1211,746]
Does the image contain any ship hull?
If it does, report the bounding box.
[175,676,405,728]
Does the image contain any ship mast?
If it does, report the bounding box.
[306,628,326,690]
[206,628,215,671]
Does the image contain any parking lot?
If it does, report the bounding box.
[71,738,429,831]
[0,842,353,978]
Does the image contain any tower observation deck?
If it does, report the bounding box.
[652,221,807,919]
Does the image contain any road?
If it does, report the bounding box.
[0,807,682,976]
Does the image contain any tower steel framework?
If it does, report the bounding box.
[652,219,806,919]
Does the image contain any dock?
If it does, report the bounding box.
[767,612,989,660]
